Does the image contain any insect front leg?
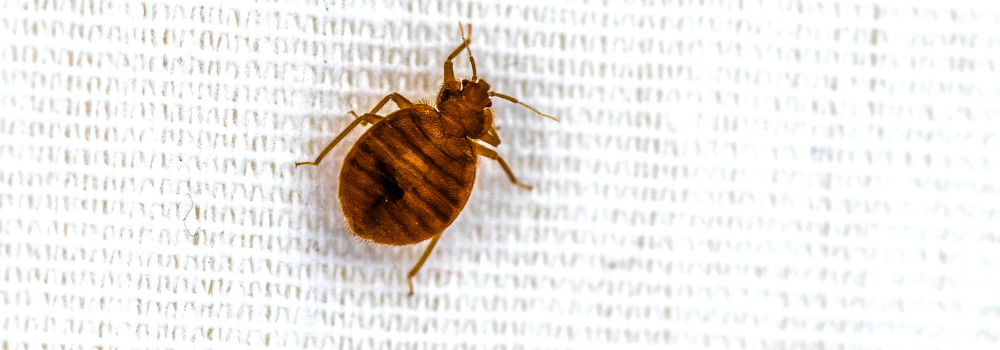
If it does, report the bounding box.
[479,126,501,147]
[295,93,413,167]
[473,143,533,191]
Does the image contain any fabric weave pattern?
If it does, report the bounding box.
[1,1,998,349]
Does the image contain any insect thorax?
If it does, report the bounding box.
[436,79,493,139]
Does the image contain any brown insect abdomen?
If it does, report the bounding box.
[338,106,478,245]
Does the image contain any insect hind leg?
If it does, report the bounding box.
[407,233,443,297]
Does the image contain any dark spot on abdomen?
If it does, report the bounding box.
[376,161,405,201]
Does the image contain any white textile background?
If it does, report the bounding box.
[2,0,999,348]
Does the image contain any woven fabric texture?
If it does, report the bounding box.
[2,0,999,348]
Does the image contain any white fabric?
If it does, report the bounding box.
[2,0,999,348]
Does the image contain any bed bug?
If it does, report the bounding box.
[296,24,558,296]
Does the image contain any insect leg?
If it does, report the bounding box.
[295,93,412,167]
[407,233,443,297]
[360,93,414,125]
[473,143,533,190]
[479,125,501,147]
[295,112,380,167]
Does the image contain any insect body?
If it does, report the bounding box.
[339,104,478,246]
[296,24,557,296]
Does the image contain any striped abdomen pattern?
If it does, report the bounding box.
[338,106,478,245]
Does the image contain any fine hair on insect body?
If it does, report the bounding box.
[296,23,558,296]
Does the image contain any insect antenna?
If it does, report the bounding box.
[459,22,477,82]
[489,91,560,122]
